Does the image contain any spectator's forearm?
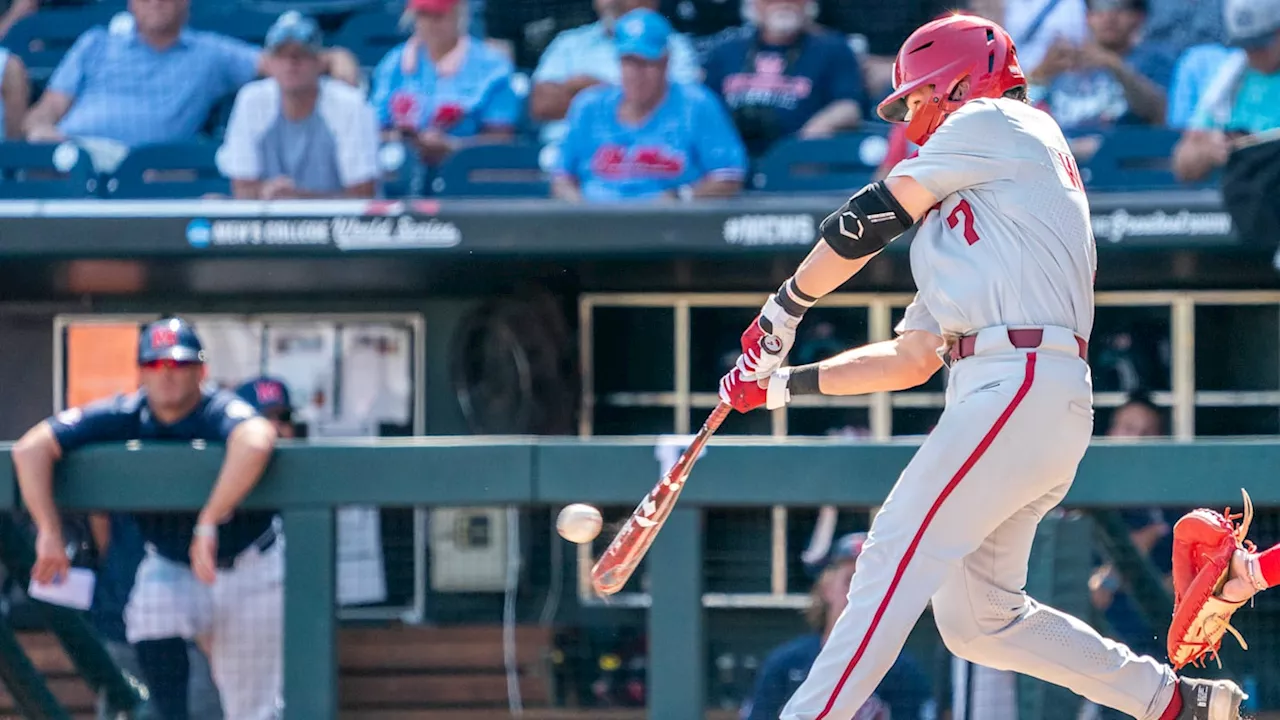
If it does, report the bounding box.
[12,425,63,533]
[1113,63,1166,125]
[198,418,276,528]
[1172,138,1216,182]
[231,179,264,199]
[692,176,743,198]
[530,83,574,122]
[802,100,862,136]
[551,176,583,201]
[23,92,70,139]
[322,49,362,87]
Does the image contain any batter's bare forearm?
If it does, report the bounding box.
[814,333,943,395]
[198,418,276,527]
[792,241,877,299]
[11,423,64,532]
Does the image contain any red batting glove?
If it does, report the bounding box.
[719,366,768,413]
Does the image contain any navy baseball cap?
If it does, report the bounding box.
[236,377,293,416]
[266,11,323,52]
[614,8,672,61]
[805,531,868,577]
[138,317,205,365]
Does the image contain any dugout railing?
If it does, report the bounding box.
[2,439,1280,719]
[578,290,1280,612]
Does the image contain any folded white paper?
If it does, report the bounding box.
[28,568,96,610]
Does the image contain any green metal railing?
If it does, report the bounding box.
[1,437,1277,720]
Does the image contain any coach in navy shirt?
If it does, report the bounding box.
[742,533,934,720]
[702,0,869,156]
[12,317,279,720]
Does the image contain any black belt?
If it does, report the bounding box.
[216,527,278,570]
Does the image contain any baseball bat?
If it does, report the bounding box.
[590,402,731,596]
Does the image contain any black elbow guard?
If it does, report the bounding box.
[818,181,915,259]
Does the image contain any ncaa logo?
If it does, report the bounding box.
[187,219,211,248]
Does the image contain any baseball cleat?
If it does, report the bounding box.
[1175,677,1246,720]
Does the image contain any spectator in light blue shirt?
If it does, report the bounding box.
[551,9,746,203]
[369,0,518,167]
[1166,43,1243,129]
[23,0,361,168]
[1172,0,1280,182]
[530,0,701,146]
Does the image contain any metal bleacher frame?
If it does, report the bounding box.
[573,290,1280,609]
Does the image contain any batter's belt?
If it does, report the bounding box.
[949,326,1088,364]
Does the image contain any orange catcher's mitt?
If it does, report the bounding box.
[1167,489,1256,670]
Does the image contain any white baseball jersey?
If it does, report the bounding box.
[889,98,1097,342]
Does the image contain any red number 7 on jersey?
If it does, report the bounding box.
[946,199,980,245]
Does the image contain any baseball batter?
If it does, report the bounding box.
[718,14,1246,720]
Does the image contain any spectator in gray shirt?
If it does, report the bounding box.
[215,12,379,200]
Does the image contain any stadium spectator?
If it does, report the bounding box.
[0,44,26,138]
[236,376,297,439]
[810,0,952,96]
[700,0,868,157]
[989,0,1089,77]
[1166,42,1242,129]
[740,532,932,720]
[21,0,360,171]
[89,513,223,720]
[1137,0,1224,65]
[1027,0,1172,137]
[550,9,746,203]
[529,0,700,146]
[216,13,379,200]
[1105,391,1164,438]
[1172,0,1280,183]
[370,0,518,167]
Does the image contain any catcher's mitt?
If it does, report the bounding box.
[1167,489,1256,670]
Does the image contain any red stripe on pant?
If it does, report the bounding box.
[815,352,1039,719]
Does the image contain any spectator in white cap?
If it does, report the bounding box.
[1172,0,1280,182]
[216,12,380,200]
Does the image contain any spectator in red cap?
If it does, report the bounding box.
[369,0,519,167]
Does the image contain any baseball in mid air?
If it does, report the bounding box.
[557,504,603,544]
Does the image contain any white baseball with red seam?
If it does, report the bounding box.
[557,504,603,544]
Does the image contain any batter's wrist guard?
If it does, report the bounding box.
[774,278,818,318]
[768,364,822,409]
[193,524,218,539]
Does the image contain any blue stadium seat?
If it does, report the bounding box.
[104,141,229,198]
[187,8,280,46]
[331,10,408,68]
[751,131,891,193]
[0,141,98,198]
[1082,126,1197,191]
[431,144,548,197]
[377,140,429,198]
[5,7,124,81]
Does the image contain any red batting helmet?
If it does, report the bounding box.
[876,14,1025,146]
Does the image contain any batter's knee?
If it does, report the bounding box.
[932,585,1032,661]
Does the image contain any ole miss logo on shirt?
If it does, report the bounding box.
[721,52,813,110]
[589,144,686,179]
